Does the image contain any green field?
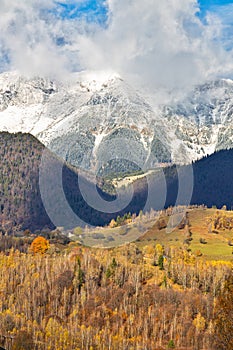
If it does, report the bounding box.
[74,208,233,260]
[138,208,233,260]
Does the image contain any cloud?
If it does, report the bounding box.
[206,3,233,50]
[76,0,233,100]
[0,0,233,100]
[0,0,68,78]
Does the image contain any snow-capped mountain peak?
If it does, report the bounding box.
[74,70,122,92]
[0,70,233,174]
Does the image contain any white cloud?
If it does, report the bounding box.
[207,3,233,51]
[0,0,233,100]
[76,0,233,101]
[0,0,67,78]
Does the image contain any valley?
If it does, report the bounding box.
[1,1,233,349]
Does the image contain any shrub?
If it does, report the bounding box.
[167,339,175,348]
[200,238,207,244]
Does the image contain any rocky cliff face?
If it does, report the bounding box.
[1,71,233,174]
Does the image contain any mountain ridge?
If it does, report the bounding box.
[0,132,148,233]
[1,71,233,174]
[1,131,233,234]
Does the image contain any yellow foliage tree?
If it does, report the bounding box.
[109,219,117,228]
[193,312,206,332]
[155,243,164,256]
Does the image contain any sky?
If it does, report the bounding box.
[0,0,233,98]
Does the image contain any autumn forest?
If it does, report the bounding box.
[0,231,232,350]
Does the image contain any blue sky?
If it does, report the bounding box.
[55,0,233,21]
[198,0,233,19]
[198,0,233,50]
[56,0,108,23]
[199,0,233,11]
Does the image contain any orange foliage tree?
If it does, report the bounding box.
[30,236,49,255]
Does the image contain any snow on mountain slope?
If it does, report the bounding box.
[0,71,233,174]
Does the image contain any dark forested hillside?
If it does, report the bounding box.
[130,148,233,211]
[0,132,147,233]
[0,132,114,233]
[164,149,233,209]
[0,132,52,233]
[191,149,233,208]
[1,131,233,234]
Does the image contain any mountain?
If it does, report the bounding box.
[133,148,233,211]
[0,132,105,232]
[191,149,233,209]
[0,132,149,233]
[1,71,233,175]
[163,79,233,162]
[1,131,233,234]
